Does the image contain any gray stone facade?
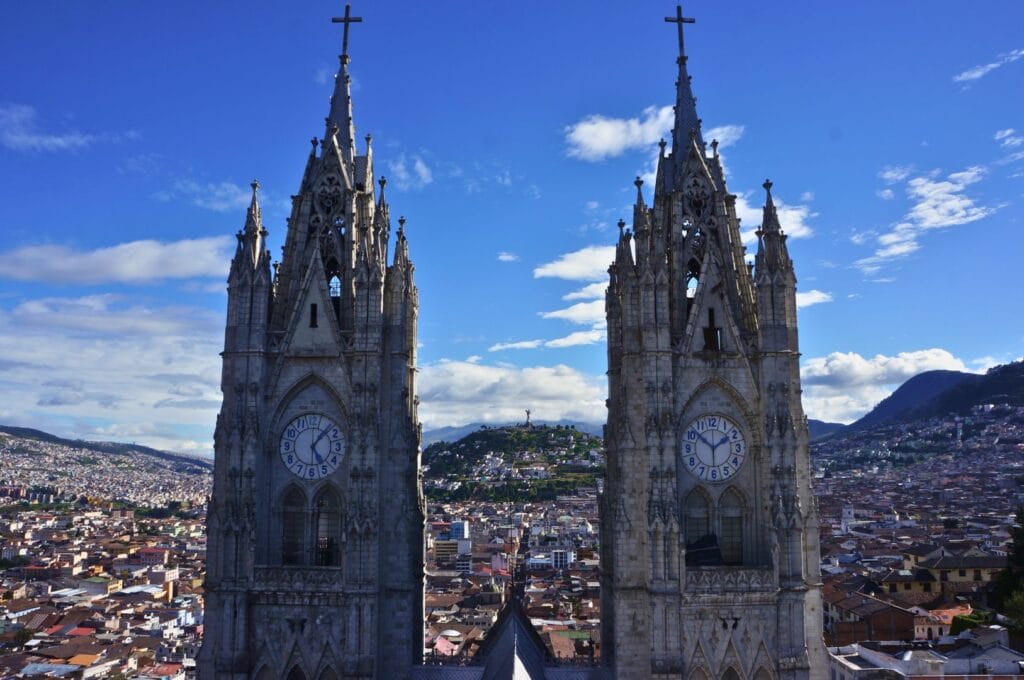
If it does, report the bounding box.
[199,7,828,680]
[599,18,828,680]
[197,31,424,680]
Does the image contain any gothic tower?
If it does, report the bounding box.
[601,8,827,680]
[199,9,424,679]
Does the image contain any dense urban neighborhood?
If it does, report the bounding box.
[2,399,1024,677]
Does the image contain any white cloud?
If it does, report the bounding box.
[497,251,519,262]
[417,359,606,427]
[315,66,332,85]
[733,191,816,243]
[704,124,745,149]
[172,179,252,212]
[803,348,968,388]
[856,166,994,274]
[801,348,974,423]
[533,245,615,282]
[562,282,606,301]
[565,105,673,161]
[540,300,606,327]
[795,290,833,308]
[953,48,1024,83]
[0,104,106,152]
[544,329,605,348]
[995,128,1024,148]
[879,165,912,184]
[0,296,223,454]
[800,191,815,202]
[489,339,543,352]
[876,188,895,201]
[387,153,433,190]
[0,237,232,284]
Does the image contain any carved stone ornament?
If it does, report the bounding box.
[316,176,343,216]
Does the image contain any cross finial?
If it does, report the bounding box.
[665,5,696,58]
[331,4,363,62]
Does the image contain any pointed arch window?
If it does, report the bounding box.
[689,669,710,680]
[722,668,742,680]
[254,666,273,680]
[329,276,342,298]
[282,486,306,566]
[317,668,339,680]
[685,258,701,300]
[286,667,307,680]
[719,488,745,566]
[313,488,341,567]
[753,668,772,680]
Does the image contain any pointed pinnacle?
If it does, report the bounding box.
[617,218,626,234]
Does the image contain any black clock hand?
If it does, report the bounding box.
[310,426,331,463]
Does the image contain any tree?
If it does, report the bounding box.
[1003,591,1024,634]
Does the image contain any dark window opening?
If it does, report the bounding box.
[703,308,723,351]
[282,488,305,566]
[923,582,932,592]
[309,303,318,328]
[888,583,897,593]
[973,569,982,581]
[314,493,340,567]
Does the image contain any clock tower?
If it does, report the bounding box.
[601,6,827,680]
[198,7,424,679]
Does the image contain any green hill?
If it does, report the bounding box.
[423,424,603,502]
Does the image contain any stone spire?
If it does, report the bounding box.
[755,179,791,273]
[326,4,362,167]
[232,180,267,274]
[665,5,704,159]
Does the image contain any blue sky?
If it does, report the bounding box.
[1,2,1022,454]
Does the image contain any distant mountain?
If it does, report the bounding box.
[0,424,212,470]
[846,370,973,431]
[845,360,1024,433]
[423,420,602,446]
[807,419,845,440]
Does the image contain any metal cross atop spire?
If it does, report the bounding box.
[332,3,363,60]
[665,5,695,57]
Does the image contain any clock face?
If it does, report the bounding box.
[279,413,345,480]
[681,413,747,483]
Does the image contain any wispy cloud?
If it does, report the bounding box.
[540,300,605,327]
[489,339,543,352]
[0,104,136,152]
[0,237,232,284]
[878,165,912,184]
[995,128,1024,148]
[953,48,1024,83]
[856,166,994,274]
[704,124,745,149]
[533,245,615,282]
[158,179,253,212]
[562,282,606,301]
[388,153,433,190]
[795,290,833,308]
[497,251,519,262]
[565,105,673,161]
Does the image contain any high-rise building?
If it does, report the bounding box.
[198,7,423,678]
[600,7,828,679]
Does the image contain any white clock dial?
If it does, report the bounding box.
[279,413,345,480]
[681,413,747,483]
